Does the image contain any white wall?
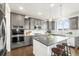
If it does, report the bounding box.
[5,3,11,52]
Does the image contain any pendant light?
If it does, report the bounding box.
[58,4,63,20]
[57,4,69,30]
[49,3,54,21]
[58,4,68,20]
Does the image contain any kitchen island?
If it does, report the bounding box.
[33,34,68,56]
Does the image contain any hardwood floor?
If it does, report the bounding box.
[6,46,33,56]
[6,46,79,56]
[71,48,79,56]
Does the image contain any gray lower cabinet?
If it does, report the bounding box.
[75,37,79,48]
[25,36,33,45]
[24,36,30,45]
[11,36,32,49]
[11,42,27,49]
[67,37,79,48]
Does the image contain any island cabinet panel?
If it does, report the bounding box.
[33,40,49,56]
[33,36,68,56]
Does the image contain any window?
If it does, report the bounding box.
[57,18,70,30]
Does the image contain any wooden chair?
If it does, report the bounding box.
[51,48,63,56]
[56,44,65,49]
[56,44,65,56]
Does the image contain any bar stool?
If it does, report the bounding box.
[56,44,65,56]
[51,48,63,56]
[62,43,71,56]
[56,44,65,49]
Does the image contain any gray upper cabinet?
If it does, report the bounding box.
[30,18,35,30]
[69,16,78,30]
[34,19,41,29]
[24,18,30,30]
[47,21,49,31]
[46,21,55,30]
[34,19,38,27]
[29,17,43,30]
[41,20,47,30]
[11,13,25,28]
[18,15,25,26]
[24,17,46,30]
[52,21,55,30]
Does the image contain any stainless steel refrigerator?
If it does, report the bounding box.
[0,3,6,56]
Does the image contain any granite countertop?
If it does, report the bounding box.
[33,34,68,46]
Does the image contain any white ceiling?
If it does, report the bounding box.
[9,3,79,20]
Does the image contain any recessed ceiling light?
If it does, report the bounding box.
[50,4,54,7]
[19,6,23,10]
[37,12,42,16]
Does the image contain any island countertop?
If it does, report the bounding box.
[33,34,69,46]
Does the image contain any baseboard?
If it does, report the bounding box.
[11,44,32,50]
[69,46,75,48]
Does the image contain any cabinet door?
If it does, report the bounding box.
[37,20,41,26]
[18,15,24,27]
[52,21,55,30]
[34,19,38,27]
[49,21,52,30]
[47,21,49,31]
[67,38,75,47]
[30,18,35,30]
[69,17,78,30]
[41,20,46,30]
[24,19,30,30]
[75,37,79,47]
[25,36,30,45]
[11,13,24,28]
[11,13,19,27]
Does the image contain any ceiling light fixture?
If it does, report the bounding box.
[38,12,42,16]
[19,6,23,10]
[50,3,54,7]
[58,4,66,20]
